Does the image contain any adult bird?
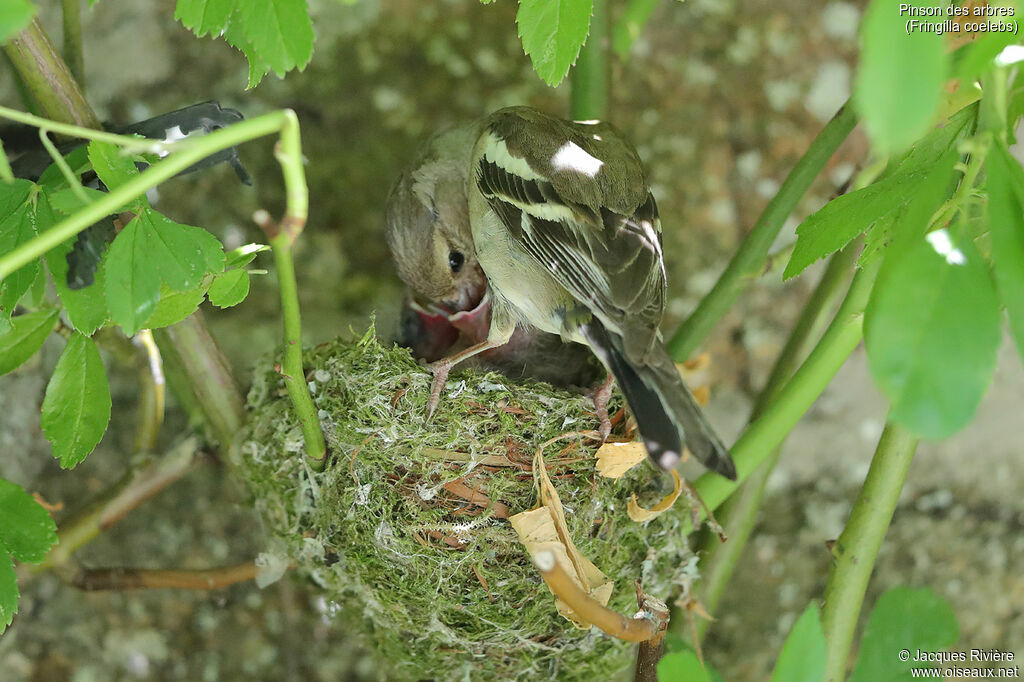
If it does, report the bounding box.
[424,106,737,479]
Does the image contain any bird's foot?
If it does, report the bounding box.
[591,373,615,442]
[426,360,453,420]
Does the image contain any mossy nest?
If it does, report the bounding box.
[233,327,695,681]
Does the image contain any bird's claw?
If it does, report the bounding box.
[426,360,452,421]
[592,374,614,443]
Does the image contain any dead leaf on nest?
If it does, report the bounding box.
[510,450,613,628]
[628,469,683,522]
[594,441,647,479]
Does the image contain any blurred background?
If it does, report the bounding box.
[1,0,1022,679]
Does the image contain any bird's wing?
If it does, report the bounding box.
[474,106,666,361]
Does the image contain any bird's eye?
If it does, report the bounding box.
[448,250,465,273]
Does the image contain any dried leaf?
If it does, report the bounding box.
[628,470,683,522]
[510,450,613,627]
[594,441,647,479]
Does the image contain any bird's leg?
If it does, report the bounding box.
[592,372,615,442]
[426,338,506,419]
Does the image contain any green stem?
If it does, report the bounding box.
[820,422,919,682]
[685,256,880,529]
[37,128,88,202]
[264,110,325,466]
[153,312,243,449]
[667,102,857,361]
[61,0,85,87]
[693,244,858,638]
[3,18,98,128]
[0,110,290,281]
[570,0,609,120]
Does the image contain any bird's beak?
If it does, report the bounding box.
[448,290,491,343]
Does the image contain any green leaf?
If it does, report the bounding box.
[613,0,659,59]
[223,16,271,88]
[865,224,1001,439]
[986,142,1024,363]
[22,259,46,308]
[850,587,958,682]
[955,31,1018,84]
[87,141,147,212]
[770,604,826,682]
[47,186,109,215]
[0,0,36,44]
[517,0,594,87]
[37,146,90,190]
[786,149,959,279]
[103,209,224,335]
[175,0,235,37]
[855,0,947,153]
[656,650,714,682]
[0,478,58,563]
[207,268,249,308]
[44,240,109,336]
[0,552,16,632]
[0,138,13,183]
[40,332,111,468]
[224,242,268,269]
[236,0,314,78]
[0,181,41,325]
[142,280,210,329]
[0,309,57,375]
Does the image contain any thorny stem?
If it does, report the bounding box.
[667,102,858,361]
[820,422,919,681]
[692,244,859,639]
[683,256,881,530]
[570,0,609,120]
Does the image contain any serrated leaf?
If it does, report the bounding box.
[47,186,109,215]
[850,587,958,682]
[855,0,947,153]
[786,149,959,279]
[0,0,35,43]
[223,17,271,88]
[986,142,1024,363]
[770,604,826,682]
[103,210,224,335]
[0,552,16,632]
[37,146,90,190]
[612,0,659,59]
[44,235,109,336]
[207,268,249,308]
[236,0,314,78]
[0,181,41,325]
[22,260,46,308]
[517,0,594,87]
[40,332,111,468]
[175,0,235,37]
[143,280,210,328]
[657,650,714,682]
[224,242,268,269]
[0,138,13,183]
[87,141,147,212]
[0,478,58,563]
[865,225,1001,439]
[0,309,57,375]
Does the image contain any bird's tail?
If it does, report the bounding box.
[582,321,737,480]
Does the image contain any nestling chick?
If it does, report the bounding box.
[386,123,602,388]
[426,106,737,480]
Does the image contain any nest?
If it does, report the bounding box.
[234,326,695,681]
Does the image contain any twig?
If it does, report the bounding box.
[71,561,262,591]
[532,550,666,643]
[821,422,919,681]
[37,440,206,571]
[133,329,165,452]
[634,582,671,682]
[667,101,857,361]
[60,0,85,87]
[441,478,510,518]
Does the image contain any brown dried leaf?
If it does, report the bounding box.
[628,470,683,522]
[594,441,647,479]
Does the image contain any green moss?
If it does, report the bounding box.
[234,326,694,680]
